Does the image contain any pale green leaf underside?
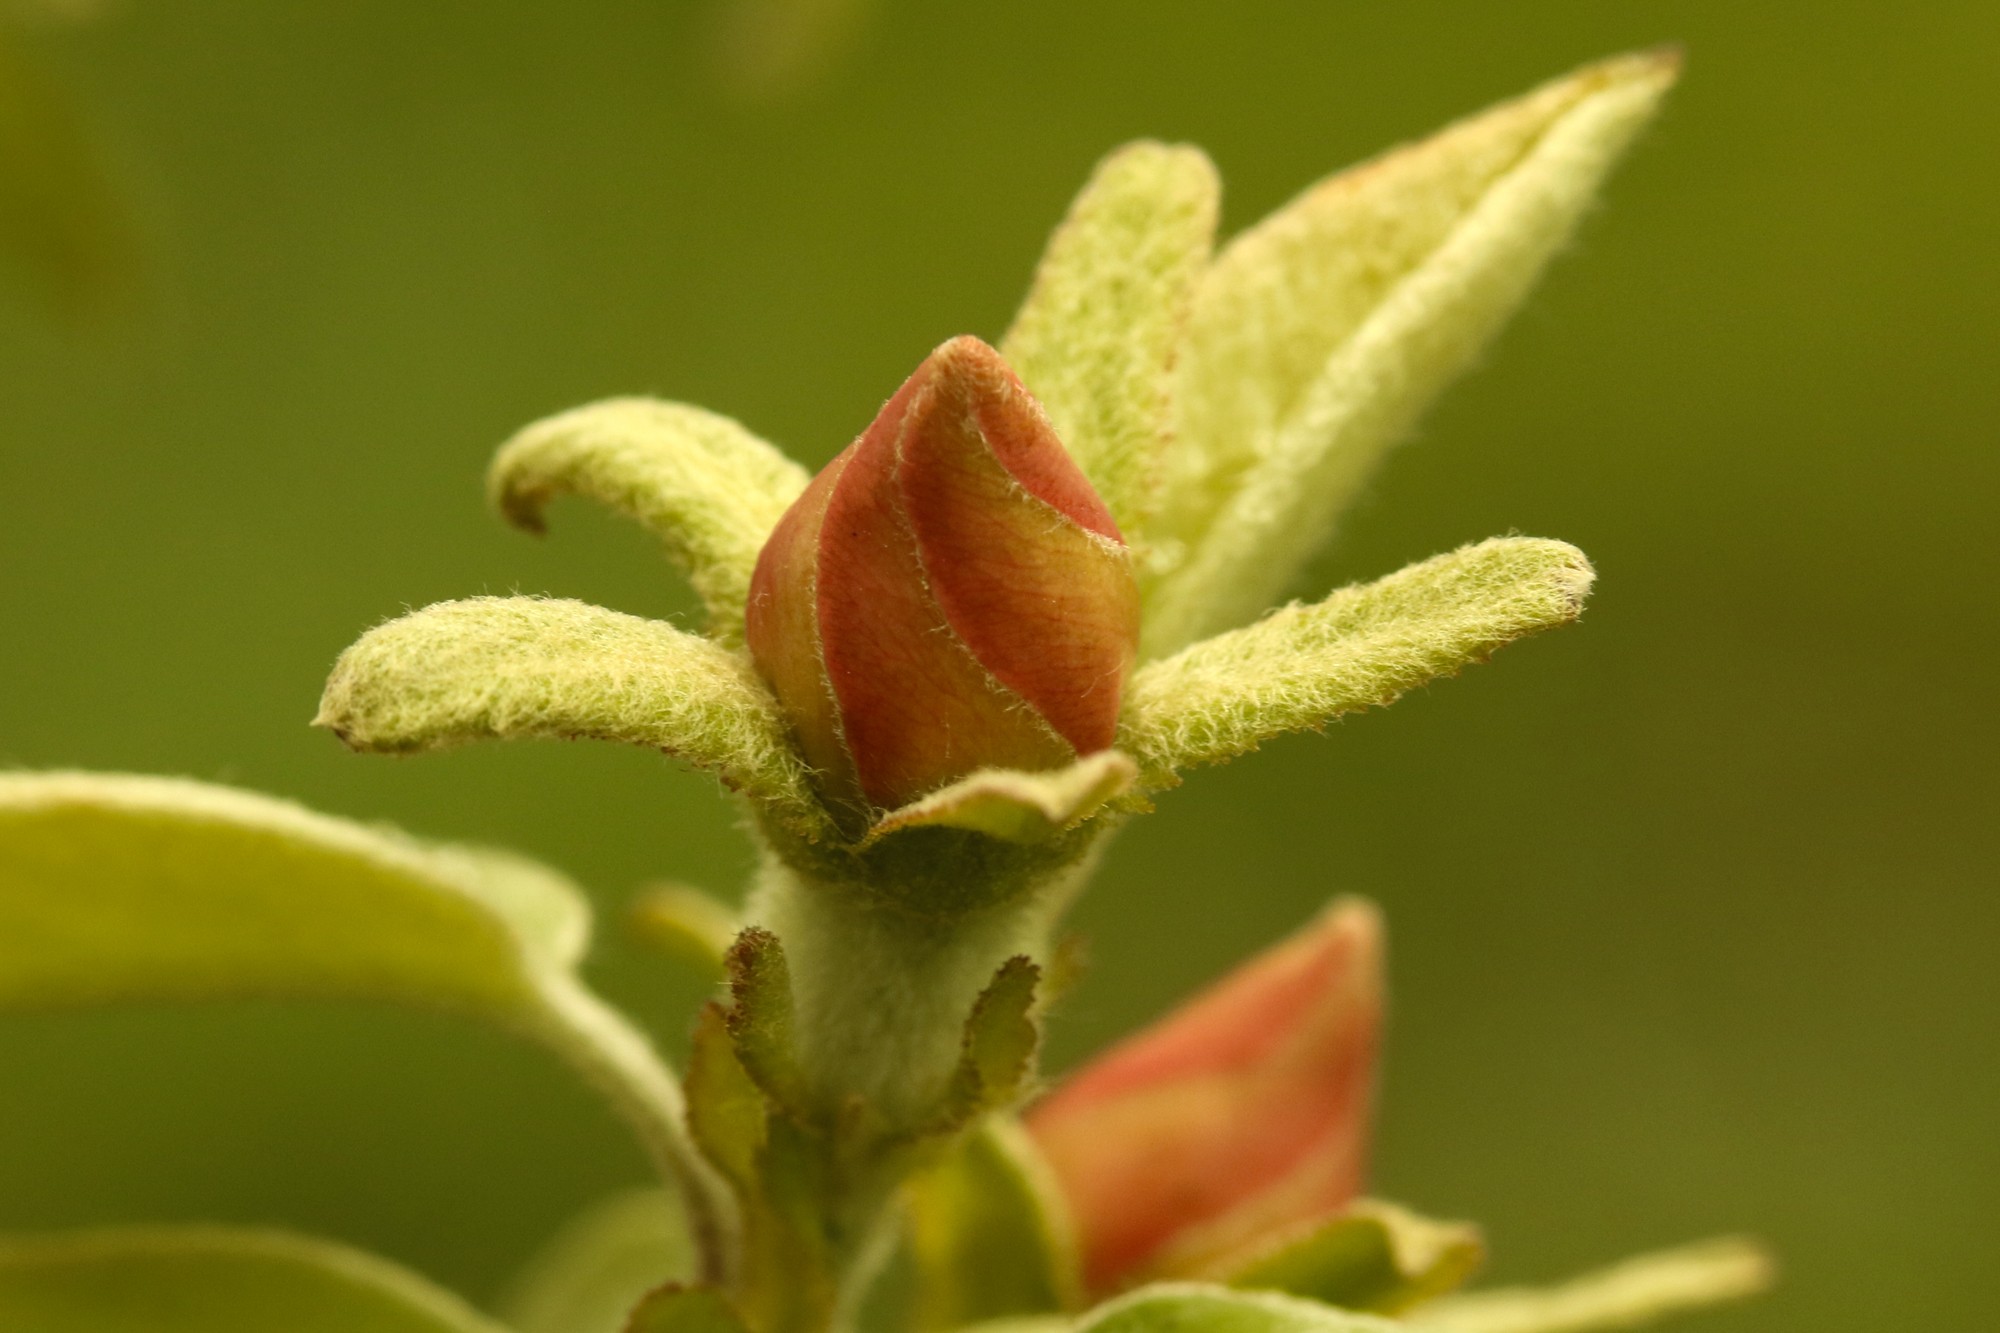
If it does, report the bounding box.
[1002,140,1219,534]
[903,1119,1082,1331]
[0,1226,507,1333]
[490,397,810,640]
[1145,51,1677,655]
[0,772,724,1253]
[499,1189,692,1333]
[1195,1199,1482,1314]
[866,752,1138,845]
[318,596,822,835]
[1079,1283,1398,1333]
[1408,1238,1774,1333]
[1120,539,1592,784]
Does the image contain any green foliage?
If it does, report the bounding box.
[933,957,1042,1131]
[317,596,824,835]
[1192,1202,1483,1314]
[489,398,810,641]
[1001,140,1219,535]
[0,1227,508,1333]
[865,754,1138,846]
[902,1121,1083,1331]
[1406,1239,1774,1333]
[1120,539,1592,785]
[1075,1285,1397,1333]
[499,1191,693,1333]
[1142,51,1676,655]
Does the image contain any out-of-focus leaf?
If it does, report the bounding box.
[903,1119,1082,1330]
[0,27,139,317]
[624,1283,750,1333]
[1189,1201,1481,1313]
[629,884,742,972]
[1406,1238,1774,1333]
[0,772,726,1253]
[1077,1283,1397,1333]
[499,1190,693,1333]
[0,1226,506,1332]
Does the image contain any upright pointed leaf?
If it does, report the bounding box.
[490,399,810,640]
[0,1226,507,1333]
[1120,539,1592,785]
[317,596,823,835]
[903,1119,1083,1330]
[724,927,813,1119]
[1146,51,1677,653]
[0,772,726,1259]
[1002,141,1220,532]
[500,1190,693,1333]
[1407,1238,1774,1333]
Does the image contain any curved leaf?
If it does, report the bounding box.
[1407,1238,1774,1333]
[500,1190,693,1333]
[1145,51,1677,654]
[1190,1200,1482,1314]
[865,753,1138,847]
[1120,539,1591,786]
[489,399,809,640]
[317,596,823,835]
[0,771,729,1269]
[1002,140,1219,533]
[0,1225,507,1333]
[1078,1283,1397,1333]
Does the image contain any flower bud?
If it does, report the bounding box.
[1026,899,1383,1292]
[745,336,1141,819]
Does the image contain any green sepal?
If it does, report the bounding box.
[686,1002,770,1194]
[1192,1201,1482,1314]
[902,1119,1083,1331]
[724,927,815,1121]
[0,1225,507,1333]
[931,955,1042,1131]
[624,1284,752,1333]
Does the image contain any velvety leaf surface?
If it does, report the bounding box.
[0,1226,507,1333]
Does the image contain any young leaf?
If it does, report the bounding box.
[0,1225,507,1333]
[685,1002,770,1195]
[624,1284,751,1333]
[630,884,743,972]
[724,927,814,1120]
[499,1190,693,1333]
[1145,51,1678,654]
[1407,1238,1774,1333]
[1189,1201,1482,1314]
[489,398,810,640]
[934,956,1042,1130]
[317,595,823,835]
[1120,539,1592,785]
[1001,141,1220,532]
[1078,1283,1399,1333]
[0,772,726,1264]
[903,1119,1083,1331]
[865,752,1139,847]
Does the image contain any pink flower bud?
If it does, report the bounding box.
[746,336,1140,819]
[1027,899,1384,1292]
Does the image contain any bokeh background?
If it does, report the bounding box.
[1,2,1993,1329]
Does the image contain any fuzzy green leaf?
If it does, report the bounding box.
[865,752,1138,846]
[0,772,724,1254]
[1196,1201,1482,1314]
[934,955,1041,1129]
[317,596,823,835]
[489,398,809,640]
[1078,1283,1398,1333]
[686,1002,770,1194]
[1001,141,1219,533]
[500,1190,693,1333]
[903,1119,1082,1330]
[624,1284,750,1333]
[1407,1238,1774,1333]
[724,927,813,1120]
[1145,51,1677,654]
[0,1226,506,1333]
[1120,539,1592,784]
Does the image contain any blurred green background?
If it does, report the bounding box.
[1,2,1993,1329]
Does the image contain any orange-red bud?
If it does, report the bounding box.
[745,336,1140,819]
[1026,899,1384,1292]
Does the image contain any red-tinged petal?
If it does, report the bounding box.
[901,338,1139,757]
[1027,898,1384,1291]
